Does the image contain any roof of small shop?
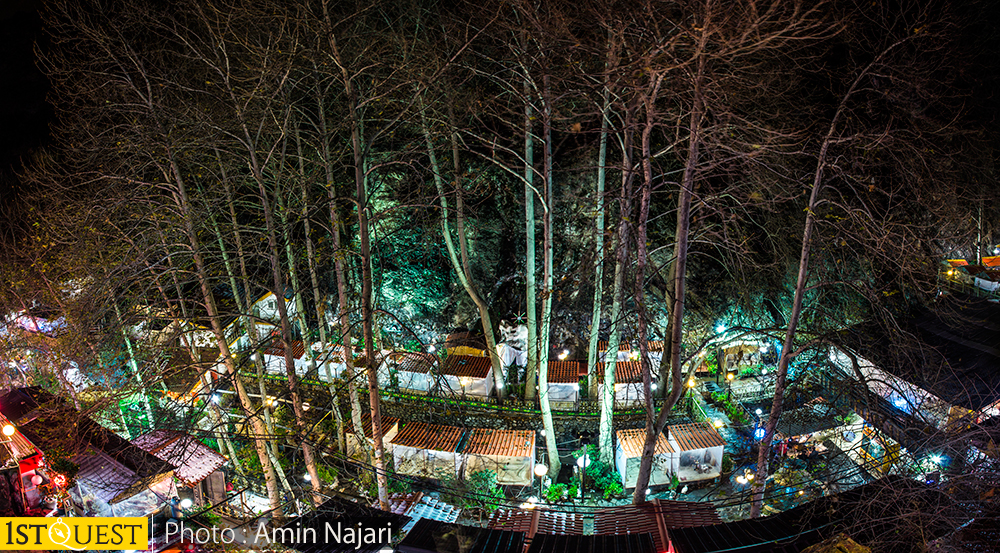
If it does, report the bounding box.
[669,423,726,451]
[598,341,631,352]
[346,414,399,439]
[594,360,644,383]
[617,428,673,458]
[547,361,584,383]
[133,430,226,487]
[441,355,492,378]
[389,421,464,452]
[282,495,410,553]
[387,351,437,374]
[464,428,535,458]
[262,340,306,360]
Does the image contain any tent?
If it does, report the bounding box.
[596,361,646,407]
[439,355,494,398]
[461,428,536,486]
[379,351,436,394]
[390,422,465,479]
[616,428,674,489]
[546,361,583,406]
[668,422,726,483]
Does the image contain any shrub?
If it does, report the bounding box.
[603,481,623,499]
[545,483,567,502]
[721,453,734,474]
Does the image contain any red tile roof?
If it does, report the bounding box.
[598,341,631,352]
[463,428,535,458]
[669,422,726,451]
[594,360,644,383]
[263,340,306,359]
[132,430,226,487]
[387,351,437,374]
[346,414,399,439]
[441,355,492,378]
[489,509,585,536]
[546,361,584,383]
[389,421,464,452]
[617,428,673,458]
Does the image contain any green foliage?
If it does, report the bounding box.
[442,470,504,514]
[670,472,680,491]
[578,378,589,400]
[710,394,750,426]
[721,453,734,474]
[705,352,719,375]
[545,483,567,502]
[47,450,80,484]
[566,483,578,498]
[574,445,625,499]
[603,480,623,499]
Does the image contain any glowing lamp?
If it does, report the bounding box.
[558,349,569,360]
[755,408,763,416]
[427,345,436,353]
[534,464,548,477]
[302,402,310,411]
[1,424,15,437]
[179,498,193,509]
[52,474,67,488]
[30,474,43,486]
[687,378,696,388]
[303,473,311,482]
[727,373,735,381]
[713,420,724,428]
[715,324,727,334]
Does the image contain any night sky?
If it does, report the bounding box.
[0,0,50,236]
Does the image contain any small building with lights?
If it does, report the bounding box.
[438,354,495,398]
[460,428,536,486]
[378,351,436,394]
[615,423,727,489]
[390,422,465,479]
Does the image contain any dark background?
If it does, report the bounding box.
[0,0,51,236]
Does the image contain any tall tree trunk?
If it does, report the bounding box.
[633,60,703,504]
[749,46,891,516]
[587,52,613,401]
[162,149,282,516]
[537,74,558,478]
[599,108,634,466]
[523,76,539,402]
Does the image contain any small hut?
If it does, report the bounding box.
[439,355,494,398]
[547,361,583,407]
[379,351,436,394]
[615,428,674,489]
[260,340,312,377]
[461,428,536,486]
[668,422,726,483]
[133,430,228,508]
[390,422,465,479]
[597,361,646,407]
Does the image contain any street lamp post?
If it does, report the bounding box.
[576,454,590,498]
[726,372,735,399]
[534,463,548,498]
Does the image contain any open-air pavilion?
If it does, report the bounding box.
[461,428,536,486]
[439,354,495,398]
[390,422,465,479]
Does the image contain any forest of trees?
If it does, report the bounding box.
[1,0,999,544]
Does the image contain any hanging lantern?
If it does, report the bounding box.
[52,474,67,488]
[30,474,43,486]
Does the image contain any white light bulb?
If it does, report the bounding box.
[179,498,193,509]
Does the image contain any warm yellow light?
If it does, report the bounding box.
[713,420,724,428]
[727,373,735,381]
[687,378,696,388]
[1,424,15,437]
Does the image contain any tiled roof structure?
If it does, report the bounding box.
[616,428,673,458]
[132,430,226,486]
[387,351,437,374]
[669,423,726,451]
[598,341,631,352]
[594,360,644,383]
[463,428,535,458]
[546,361,584,383]
[441,355,492,378]
[389,421,464,452]
[489,509,585,536]
[262,340,306,359]
[490,499,720,553]
[346,414,399,439]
